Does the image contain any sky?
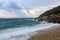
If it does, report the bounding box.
[0,0,60,18]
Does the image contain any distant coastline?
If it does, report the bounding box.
[0,18,34,20]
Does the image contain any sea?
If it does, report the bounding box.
[0,18,58,40]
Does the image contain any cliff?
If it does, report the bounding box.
[36,5,60,23]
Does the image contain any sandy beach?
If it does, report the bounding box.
[28,24,60,40]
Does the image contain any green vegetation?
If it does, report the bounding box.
[36,5,60,23]
[40,5,60,17]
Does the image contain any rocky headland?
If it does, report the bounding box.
[35,5,60,23]
[28,5,60,40]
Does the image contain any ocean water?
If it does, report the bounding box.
[0,18,58,40]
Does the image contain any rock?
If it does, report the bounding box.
[36,5,60,23]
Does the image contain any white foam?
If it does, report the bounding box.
[0,23,59,40]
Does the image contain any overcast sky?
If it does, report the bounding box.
[0,0,60,18]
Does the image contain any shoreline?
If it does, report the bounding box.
[28,24,60,40]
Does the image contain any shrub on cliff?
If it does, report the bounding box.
[37,5,60,23]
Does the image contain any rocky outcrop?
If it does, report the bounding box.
[36,6,60,23]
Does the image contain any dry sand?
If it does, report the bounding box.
[28,24,60,40]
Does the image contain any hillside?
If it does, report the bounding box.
[36,5,60,23]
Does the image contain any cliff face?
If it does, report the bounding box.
[36,6,60,23]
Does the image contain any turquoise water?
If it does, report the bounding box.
[0,18,58,40]
[0,18,39,30]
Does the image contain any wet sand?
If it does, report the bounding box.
[29,24,60,40]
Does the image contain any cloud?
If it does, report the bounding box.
[0,1,22,12]
[8,2,22,11]
[0,1,26,18]
[0,4,59,18]
[0,0,60,18]
[22,4,60,17]
[16,0,60,8]
[0,9,31,18]
[0,10,19,18]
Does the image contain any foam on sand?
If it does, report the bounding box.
[0,23,59,40]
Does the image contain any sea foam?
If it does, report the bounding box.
[0,23,59,40]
